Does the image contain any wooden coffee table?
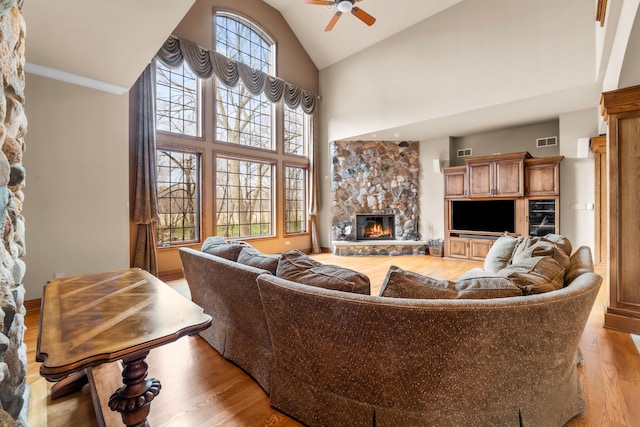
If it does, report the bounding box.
[36,268,212,427]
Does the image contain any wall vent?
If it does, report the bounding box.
[457,148,472,158]
[536,136,558,148]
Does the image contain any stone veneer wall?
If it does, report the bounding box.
[331,140,419,241]
[0,0,27,426]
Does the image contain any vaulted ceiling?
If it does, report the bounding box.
[21,0,636,141]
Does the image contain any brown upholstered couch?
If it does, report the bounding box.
[179,243,370,393]
[181,236,601,427]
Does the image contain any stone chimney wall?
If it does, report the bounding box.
[331,140,420,241]
[0,0,28,425]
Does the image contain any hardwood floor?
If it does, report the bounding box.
[25,255,639,426]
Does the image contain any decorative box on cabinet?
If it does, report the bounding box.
[444,166,467,198]
[466,152,531,198]
[601,84,640,335]
[524,156,563,196]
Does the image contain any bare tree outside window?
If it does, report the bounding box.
[285,166,307,233]
[215,13,276,238]
[157,149,200,245]
[156,61,201,137]
[284,105,306,156]
[216,157,273,238]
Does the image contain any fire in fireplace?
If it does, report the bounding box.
[356,214,395,240]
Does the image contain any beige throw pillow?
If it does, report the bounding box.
[483,234,522,274]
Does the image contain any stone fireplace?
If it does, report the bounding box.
[355,214,395,240]
[331,140,426,255]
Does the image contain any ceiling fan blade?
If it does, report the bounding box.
[351,7,376,26]
[325,11,342,32]
[305,0,334,5]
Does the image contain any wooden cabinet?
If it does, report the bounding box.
[448,237,469,259]
[525,156,563,196]
[470,239,493,260]
[448,236,493,260]
[601,85,640,335]
[443,151,562,261]
[467,152,530,198]
[444,166,467,198]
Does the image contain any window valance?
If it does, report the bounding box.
[156,35,319,114]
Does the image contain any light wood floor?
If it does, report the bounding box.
[25,255,640,426]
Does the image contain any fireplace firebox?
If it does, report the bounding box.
[356,214,395,240]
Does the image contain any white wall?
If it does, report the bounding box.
[319,0,595,142]
[419,137,449,241]
[558,108,599,251]
[22,74,130,300]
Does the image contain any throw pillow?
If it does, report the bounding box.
[276,250,371,294]
[201,236,227,252]
[201,236,246,262]
[483,233,522,274]
[380,265,522,299]
[512,237,570,272]
[497,256,565,295]
[237,246,280,275]
[543,233,573,256]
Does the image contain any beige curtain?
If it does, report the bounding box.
[131,63,159,276]
[309,109,321,253]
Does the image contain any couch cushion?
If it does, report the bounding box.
[543,233,572,256]
[497,256,565,295]
[201,236,246,261]
[276,250,370,294]
[565,246,594,284]
[483,234,522,274]
[380,265,522,299]
[512,237,570,272]
[237,246,280,275]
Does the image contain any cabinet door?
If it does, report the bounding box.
[526,162,559,196]
[468,162,493,197]
[448,237,469,259]
[494,159,524,197]
[444,168,467,198]
[470,239,493,260]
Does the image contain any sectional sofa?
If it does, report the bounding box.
[179,234,601,426]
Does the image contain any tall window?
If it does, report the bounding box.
[156,149,201,245]
[284,105,307,156]
[155,61,201,137]
[153,11,313,247]
[285,166,307,233]
[214,12,279,238]
[215,13,273,150]
[216,156,273,238]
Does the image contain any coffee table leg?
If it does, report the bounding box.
[107,352,161,427]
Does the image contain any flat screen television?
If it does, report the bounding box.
[451,199,516,233]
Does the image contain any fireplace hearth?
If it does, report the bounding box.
[356,214,395,240]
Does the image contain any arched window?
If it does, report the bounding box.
[154,10,312,246]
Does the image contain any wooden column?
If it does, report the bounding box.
[590,135,607,266]
[601,85,640,334]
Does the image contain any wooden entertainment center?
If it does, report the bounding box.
[443,151,563,260]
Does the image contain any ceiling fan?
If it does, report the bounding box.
[305,0,376,32]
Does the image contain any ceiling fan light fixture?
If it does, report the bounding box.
[337,1,353,13]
